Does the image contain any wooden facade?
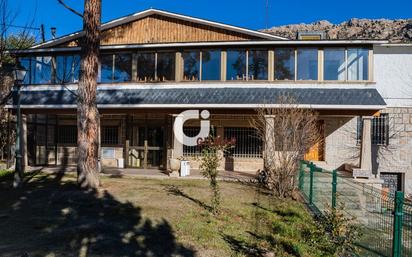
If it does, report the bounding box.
[58,14,260,47]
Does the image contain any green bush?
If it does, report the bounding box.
[0,169,13,181]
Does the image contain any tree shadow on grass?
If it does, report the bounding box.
[221,234,267,257]
[164,185,212,212]
[0,173,195,257]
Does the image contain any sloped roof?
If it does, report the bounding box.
[9,87,386,109]
[32,8,287,49]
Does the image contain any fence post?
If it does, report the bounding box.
[298,161,304,191]
[392,191,404,257]
[332,169,337,209]
[309,162,314,206]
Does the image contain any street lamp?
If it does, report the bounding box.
[13,62,27,188]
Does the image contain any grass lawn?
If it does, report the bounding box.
[0,172,329,257]
[0,169,13,180]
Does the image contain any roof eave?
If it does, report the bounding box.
[12,39,389,54]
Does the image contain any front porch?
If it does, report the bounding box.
[7,106,383,180]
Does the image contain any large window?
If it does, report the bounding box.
[347,48,369,80]
[274,48,295,80]
[324,48,345,81]
[183,50,200,81]
[297,49,318,80]
[29,56,52,84]
[136,52,156,82]
[224,127,262,158]
[100,53,132,83]
[114,54,132,82]
[57,125,77,145]
[157,52,175,81]
[226,50,247,81]
[248,50,268,80]
[201,50,221,81]
[18,58,31,84]
[17,46,370,84]
[101,126,119,145]
[56,55,80,83]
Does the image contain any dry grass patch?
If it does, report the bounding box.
[0,172,328,257]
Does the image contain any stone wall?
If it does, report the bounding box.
[380,107,412,194]
[323,116,359,169]
[322,108,412,195]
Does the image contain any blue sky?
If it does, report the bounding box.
[8,0,412,41]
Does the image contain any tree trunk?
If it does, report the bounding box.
[77,0,101,189]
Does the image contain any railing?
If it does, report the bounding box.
[298,161,411,257]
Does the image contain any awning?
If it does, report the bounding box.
[8,87,386,110]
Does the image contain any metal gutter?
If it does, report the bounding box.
[10,40,389,54]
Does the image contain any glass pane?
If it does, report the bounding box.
[137,52,155,82]
[183,51,200,81]
[18,58,31,84]
[100,54,113,83]
[31,56,52,84]
[297,49,318,80]
[324,49,345,80]
[73,55,80,82]
[56,55,80,83]
[248,50,268,80]
[157,52,175,82]
[347,48,368,80]
[226,50,246,80]
[147,127,163,147]
[274,48,295,80]
[201,50,221,80]
[113,53,132,82]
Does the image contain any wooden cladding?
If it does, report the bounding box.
[58,14,259,47]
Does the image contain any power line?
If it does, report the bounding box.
[0,23,40,30]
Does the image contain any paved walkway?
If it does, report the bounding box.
[30,165,257,182]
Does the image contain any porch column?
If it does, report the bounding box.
[353,116,374,179]
[264,115,275,168]
[172,115,183,159]
[216,126,225,171]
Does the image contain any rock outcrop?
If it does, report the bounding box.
[262,18,412,42]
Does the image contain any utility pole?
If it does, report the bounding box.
[40,24,45,42]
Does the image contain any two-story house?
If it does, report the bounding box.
[7,9,411,194]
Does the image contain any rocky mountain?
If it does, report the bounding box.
[261,18,412,42]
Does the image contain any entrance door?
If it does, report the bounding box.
[128,126,164,169]
[304,120,325,161]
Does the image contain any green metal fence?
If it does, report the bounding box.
[298,161,412,257]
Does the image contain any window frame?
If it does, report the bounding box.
[273,48,296,81]
[57,125,78,146]
[55,54,81,84]
[247,49,269,81]
[226,48,248,81]
[101,126,120,146]
[99,52,133,83]
[224,127,262,158]
[296,48,319,81]
[357,114,389,146]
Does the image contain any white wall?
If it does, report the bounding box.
[374,45,412,107]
